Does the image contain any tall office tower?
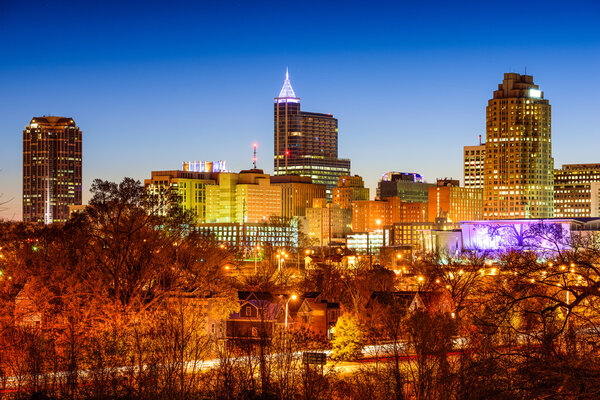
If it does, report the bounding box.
[483,73,553,219]
[332,175,370,209]
[274,69,351,200]
[554,164,600,218]
[464,140,485,189]
[377,172,433,202]
[23,116,82,224]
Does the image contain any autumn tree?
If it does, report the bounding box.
[331,313,364,361]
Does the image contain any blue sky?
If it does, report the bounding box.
[1,0,599,219]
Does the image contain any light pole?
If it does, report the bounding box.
[285,294,298,329]
[254,245,261,274]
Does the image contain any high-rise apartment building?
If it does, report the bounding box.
[464,141,485,189]
[378,172,433,203]
[23,116,82,224]
[332,175,370,209]
[483,73,553,219]
[274,70,351,199]
[428,179,483,222]
[554,164,600,218]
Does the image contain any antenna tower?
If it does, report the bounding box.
[252,143,258,169]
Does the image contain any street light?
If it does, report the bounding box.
[285,294,298,329]
[254,245,261,274]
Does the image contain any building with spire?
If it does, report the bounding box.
[483,73,553,219]
[274,69,351,200]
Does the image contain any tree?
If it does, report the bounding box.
[331,313,364,361]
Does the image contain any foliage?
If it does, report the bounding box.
[330,313,364,361]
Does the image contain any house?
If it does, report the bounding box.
[367,290,453,316]
[225,291,341,343]
[226,291,283,342]
[291,292,340,339]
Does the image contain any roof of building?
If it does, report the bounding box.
[30,116,76,127]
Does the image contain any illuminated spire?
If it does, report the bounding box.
[278,67,297,98]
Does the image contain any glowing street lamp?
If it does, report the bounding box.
[254,244,261,274]
[285,294,298,329]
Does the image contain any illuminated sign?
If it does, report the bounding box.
[529,88,542,98]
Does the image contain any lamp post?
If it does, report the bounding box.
[285,294,298,329]
[254,245,261,274]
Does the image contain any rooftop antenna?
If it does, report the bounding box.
[252,142,258,169]
[525,65,527,75]
[479,134,482,145]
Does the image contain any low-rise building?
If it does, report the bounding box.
[305,200,352,246]
[196,219,298,250]
[428,179,483,223]
[144,170,217,222]
[554,164,600,218]
[271,175,327,219]
[332,175,370,209]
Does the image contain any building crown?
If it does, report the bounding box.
[278,68,297,98]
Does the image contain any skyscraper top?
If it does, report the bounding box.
[493,73,545,100]
[277,68,298,100]
[29,116,76,127]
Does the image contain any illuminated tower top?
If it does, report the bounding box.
[277,68,299,102]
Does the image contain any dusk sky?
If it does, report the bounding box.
[1,0,599,220]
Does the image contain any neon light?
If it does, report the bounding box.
[277,68,297,98]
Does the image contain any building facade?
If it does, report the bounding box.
[270,175,326,219]
[389,219,460,251]
[464,143,485,189]
[305,201,352,246]
[554,164,600,218]
[483,73,553,219]
[591,182,600,218]
[23,116,82,224]
[206,169,282,224]
[332,175,370,209]
[378,172,433,202]
[144,170,217,222]
[352,200,389,232]
[428,179,483,222]
[274,70,351,199]
[352,198,428,232]
[196,220,298,250]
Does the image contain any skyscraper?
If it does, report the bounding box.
[483,73,553,219]
[23,116,82,224]
[274,69,350,199]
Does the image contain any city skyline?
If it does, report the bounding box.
[1,0,599,220]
